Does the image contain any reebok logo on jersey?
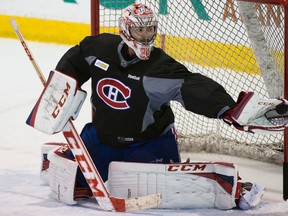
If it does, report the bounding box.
[97,78,131,110]
[95,59,109,71]
[128,74,140,81]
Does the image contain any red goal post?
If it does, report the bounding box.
[90,0,288,200]
[240,0,288,201]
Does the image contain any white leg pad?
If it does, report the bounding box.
[107,161,239,209]
[47,149,78,205]
[40,143,66,185]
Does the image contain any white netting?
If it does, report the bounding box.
[98,0,284,164]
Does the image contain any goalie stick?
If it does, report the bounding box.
[9,18,161,212]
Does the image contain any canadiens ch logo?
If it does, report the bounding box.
[96,78,131,109]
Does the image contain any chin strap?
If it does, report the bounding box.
[118,41,140,67]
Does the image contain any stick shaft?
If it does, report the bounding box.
[9,19,46,86]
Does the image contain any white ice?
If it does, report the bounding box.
[0,38,288,215]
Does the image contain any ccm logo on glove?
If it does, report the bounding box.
[258,102,274,106]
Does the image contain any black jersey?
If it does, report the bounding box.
[56,33,236,147]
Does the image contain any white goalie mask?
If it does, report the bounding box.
[119,3,158,60]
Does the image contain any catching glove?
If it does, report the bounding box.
[224,91,288,134]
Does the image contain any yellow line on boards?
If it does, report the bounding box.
[157,36,260,75]
[0,15,90,45]
[0,14,260,74]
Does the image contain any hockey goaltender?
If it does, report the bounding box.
[26,3,288,211]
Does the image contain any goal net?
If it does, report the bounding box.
[93,0,285,165]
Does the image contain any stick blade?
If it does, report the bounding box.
[124,193,162,211]
[97,193,162,212]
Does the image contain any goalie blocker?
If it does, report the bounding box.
[26,70,87,134]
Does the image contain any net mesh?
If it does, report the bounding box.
[98,0,284,164]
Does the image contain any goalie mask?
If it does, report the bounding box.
[119,3,158,60]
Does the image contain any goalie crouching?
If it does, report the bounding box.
[26,3,288,210]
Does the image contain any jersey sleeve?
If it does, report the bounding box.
[55,38,92,86]
[180,73,236,118]
[148,49,236,118]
